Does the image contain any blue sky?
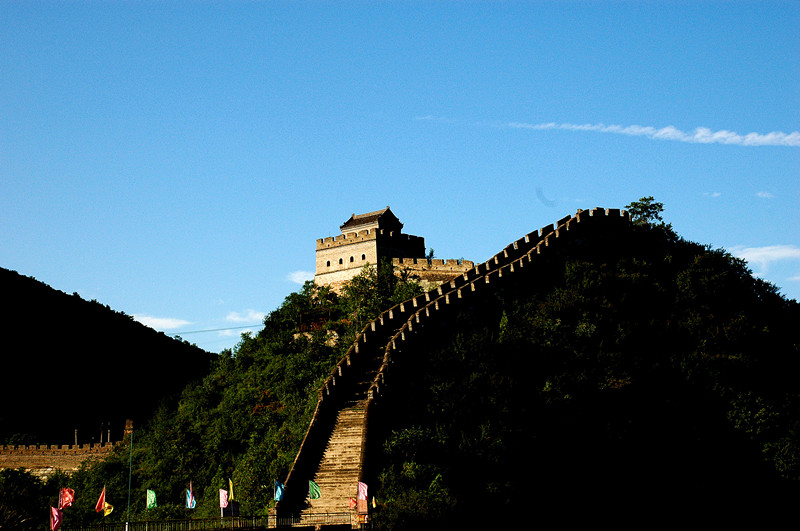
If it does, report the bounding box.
[2,1,798,354]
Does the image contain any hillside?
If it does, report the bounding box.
[0,268,215,445]
[4,202,800,529]
[368,209,800,526]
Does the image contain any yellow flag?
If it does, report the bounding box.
[103,502,114,517]
[229,478,234,501]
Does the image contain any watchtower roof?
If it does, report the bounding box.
[340,206,403,232]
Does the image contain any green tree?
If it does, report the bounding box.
[625,195,666,226]
[0,469,49,531]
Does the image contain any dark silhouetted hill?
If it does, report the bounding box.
[0,267,215,445]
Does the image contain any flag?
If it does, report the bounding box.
[219,489,228,509]
[357,481,368,500]
[186,482,196,509]
[103,502,114,517]
[95,487,106,513]
[372,496,376,509]
[50,507,63,531]
[228,478,234,501]
[147,489,157,509]
[349,497,356,509]
[273,481,284,502]
[58,488,75,509]
[309,480,320,500]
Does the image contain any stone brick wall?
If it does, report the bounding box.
[0,443,116,479]
[315,223,468,292]
[393,258,476,291]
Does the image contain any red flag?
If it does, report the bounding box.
[349,497,356,509]
[357,481,368,500]
[50,507,63,531]
[59,488,75,509]
[95,487,106,513]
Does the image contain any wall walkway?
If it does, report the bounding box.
[277,208,630,519]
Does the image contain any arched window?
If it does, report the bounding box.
[361,254,366,260]
[326,260,331,267]
[339,258,343,265]
[350,256,354,262]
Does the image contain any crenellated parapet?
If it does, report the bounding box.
[316,229,424,251]
[0,443,115,452]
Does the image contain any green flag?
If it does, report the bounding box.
[309,480,321,500]
[146,489,157,509]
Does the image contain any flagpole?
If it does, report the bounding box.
[125,430,133,531]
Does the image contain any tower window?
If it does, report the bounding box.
[339,258,343,265]
[350,256,354,262]
[326,260,331,267]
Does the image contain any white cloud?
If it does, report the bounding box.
[704,192,722,198]
[226,309,266,323]
[505,122,800,147]
[288,270,314,284]
[134,314,192,330]
[731,245,800,272]
[756,191,775,199]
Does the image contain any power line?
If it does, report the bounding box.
[167,324,262,336]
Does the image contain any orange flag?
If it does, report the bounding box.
[95,487,113,516]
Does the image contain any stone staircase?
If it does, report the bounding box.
[305,401,366,513]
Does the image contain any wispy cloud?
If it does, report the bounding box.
[703,191,722,198]
[226,309,266,323]
[288,270,314,284]
[505,122,800,147]
[134,314,192,330]
[756,191,775,199]
[219,327,259,338]
[731,245,800,273]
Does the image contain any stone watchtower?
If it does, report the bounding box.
[315,207,474,291]
[314,207,424,290]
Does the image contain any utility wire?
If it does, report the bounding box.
[167,324,262,336]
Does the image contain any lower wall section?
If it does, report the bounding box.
[0,444,115,479]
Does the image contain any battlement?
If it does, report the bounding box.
[393,258,474,269]
[316,229,424,250]
[0,443,116,453]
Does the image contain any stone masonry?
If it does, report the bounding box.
[314,207,473,292]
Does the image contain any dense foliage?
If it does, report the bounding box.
[14,262,421,528]
[370,205,800,527]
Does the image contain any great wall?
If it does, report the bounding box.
[2,207,629,528]
[0,421,132,479]
[277,207,631,523]
[0,443,116,479]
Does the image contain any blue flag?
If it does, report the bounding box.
[274,480,284,502]
[186,482,196,509]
